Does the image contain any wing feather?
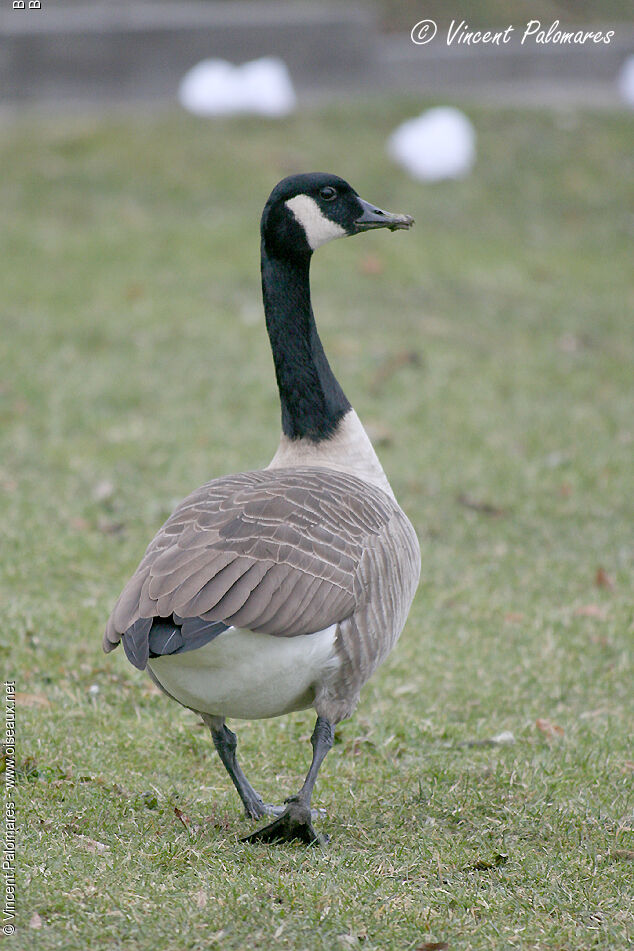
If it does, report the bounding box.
[202,560,274,620]
[104,466,406,669]
[175,558,254,617]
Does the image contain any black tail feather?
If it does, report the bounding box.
[122,615,231,667]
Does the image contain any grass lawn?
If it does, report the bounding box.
[2,99,633,950]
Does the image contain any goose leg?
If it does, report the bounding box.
[242,716,334,845]
[201,714,283,820]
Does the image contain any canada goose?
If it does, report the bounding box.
[104,173,420,844]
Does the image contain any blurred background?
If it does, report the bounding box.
[5,4,633,948]
[2,0,634,107]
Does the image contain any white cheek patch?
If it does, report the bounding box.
[285,194,347,250]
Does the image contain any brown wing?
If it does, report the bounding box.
[103,467,398,668]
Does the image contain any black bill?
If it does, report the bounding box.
[354,197,414,233]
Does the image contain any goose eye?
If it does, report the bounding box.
[319,186,337,201]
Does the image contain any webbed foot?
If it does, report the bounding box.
[242,797,327,845]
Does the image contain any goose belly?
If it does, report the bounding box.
[147,624,339,720]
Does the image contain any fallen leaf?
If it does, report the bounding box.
[201,807,232,832]
[620,761,634,773]
[125,282,145,301]
[416,943,449,951]
[369,350,422,395]
[535,718,564,739]
[97,519,126,535]
[595,567,615,591]
[174,805,192,831]
[74,834,109,854]
[589,633,611,647]
[194,889,207,910]
[605,849,634,862]
[358,253,384,275]
[29,913,42,929]
[504,612,524,624]
[15,692,50,708]
[574,604,607,619]
[457,494,507,517]
[70,516,90,532]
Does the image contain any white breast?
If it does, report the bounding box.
[268,409,396,500]
[148,624,339,720]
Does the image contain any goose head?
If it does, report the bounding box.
[261,172,414,259]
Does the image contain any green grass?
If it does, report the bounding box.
[2,100,633,950]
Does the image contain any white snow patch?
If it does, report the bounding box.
[617,55,634,108]
[178,57,296,117]
[387,107,476,181]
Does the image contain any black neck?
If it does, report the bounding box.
[261,244,350,441]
